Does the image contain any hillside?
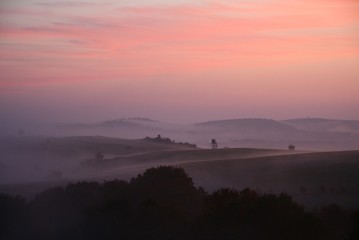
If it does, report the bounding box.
[0,135,195,184]
[180,150,359,208]
[81,148,299,179]
[282,118,359,133]
[80,148,359,208]
[194,118,359,150]
[197,118,297,132]
[16,117,359,150]
[1,143,359,208]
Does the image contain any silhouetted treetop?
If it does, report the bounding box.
[0,166,357,240]
[131,166,194,188]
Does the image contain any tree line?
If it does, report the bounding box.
[1,166,358,240]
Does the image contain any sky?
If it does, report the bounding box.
[1,0,359,124]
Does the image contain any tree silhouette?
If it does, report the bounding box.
[95,152,104,161]
[0,166,355,240]
[0,193,27,239]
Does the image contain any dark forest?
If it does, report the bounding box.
[1,166,358,240]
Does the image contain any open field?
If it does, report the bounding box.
[0,135,195,183]
[77,148,359,208]
[180,150,359,208]
[1,136,358,208]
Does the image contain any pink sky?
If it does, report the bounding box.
[0,0,359,123]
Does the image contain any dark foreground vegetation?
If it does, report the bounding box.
[1,166,358,240]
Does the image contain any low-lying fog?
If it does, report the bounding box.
[1,117,359,208]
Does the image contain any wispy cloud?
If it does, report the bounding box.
[36,1,110,8]
[1,0,358,87]
[0,0,358,122]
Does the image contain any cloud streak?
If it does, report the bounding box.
[0,0,358,121]
[36,1,110,8]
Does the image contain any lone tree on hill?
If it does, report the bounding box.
[95,152,104,161]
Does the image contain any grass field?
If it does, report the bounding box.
[77,148,359,209]
[1,136,358,208]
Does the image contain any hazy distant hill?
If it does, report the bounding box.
[52,118,165,138]
[15,117,359,150]
[282,118,359,133]
[59,117,160,130]
[194,118,359,150]
[196,118,297,135]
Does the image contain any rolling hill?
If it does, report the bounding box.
[12,117,358,150]
[1,135,358,208]
[81,148,359,208]
[282,118,359,133]
[0,135,196,184]
[194,118,359,150]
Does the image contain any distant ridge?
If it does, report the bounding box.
[116,117,159,122]
[196,118,297,132]
[99,118,158,128]
[58,117,160,130]
[282,118,359,133]
[48,117,359,150]
[283,117,359,123]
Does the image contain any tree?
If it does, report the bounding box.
[95,152,104,161]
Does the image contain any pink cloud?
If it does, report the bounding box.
[0,0,358,89]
